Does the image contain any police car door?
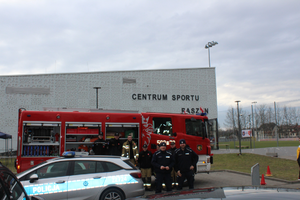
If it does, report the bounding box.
[21,161,70,200]
[67,160,107,200]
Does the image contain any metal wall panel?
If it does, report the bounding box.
[0,68,217,151]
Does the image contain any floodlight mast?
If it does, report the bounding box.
[235,100,242,155]
[205,41,218,67]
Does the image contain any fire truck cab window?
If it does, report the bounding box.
[153,118,172,136]
[185,119,204,137]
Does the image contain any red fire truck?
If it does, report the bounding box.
[16,108,217,173]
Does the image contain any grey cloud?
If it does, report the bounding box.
[0,1,299,129]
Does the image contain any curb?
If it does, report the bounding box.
[210,170,300,184]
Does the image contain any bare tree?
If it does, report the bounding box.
[257,104,268,128]
[278,106,297,125]
[223,106,250,129]
[239,109,250,129]
[223,103,300,139]
[224,106,236,129]
[266,106,274,124]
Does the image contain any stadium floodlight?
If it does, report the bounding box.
[205,41,218,67]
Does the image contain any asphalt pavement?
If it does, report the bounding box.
[144,171,300,196]
[144,147,300,196]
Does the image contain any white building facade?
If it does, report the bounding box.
[0,67,217,151]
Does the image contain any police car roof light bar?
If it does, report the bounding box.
[62,151,75,158]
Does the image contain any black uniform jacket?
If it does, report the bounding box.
[167,147,176,155]
[92,139,107,155]
[174,147,198,173]
[109,138,122,156]
[151,150,174,174]
[138,150,152,168]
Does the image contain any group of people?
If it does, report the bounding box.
[151,139,198,193]
[92,132,139,161]
[92,132,198,193]
[92,132,124,156]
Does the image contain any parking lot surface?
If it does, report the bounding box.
[144,171,300,196]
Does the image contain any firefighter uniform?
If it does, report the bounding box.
[167,142,177,187]
[122,137,139,165]
[174,139,198,190]
[108,133,122,156]
[297,143,300,180]
[138,144,153,190]
[151,142,174,193]
[92,132,107,155]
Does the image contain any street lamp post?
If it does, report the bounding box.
[274,101,279,147]
[235,100,242,155]
[93,87,101,109]
[248,114,252,148]
[251,104,255,148]
[252,101,257,140]
[205,41,218,67]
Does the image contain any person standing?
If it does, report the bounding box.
[167,142,177,187]
[92,132,107,155]
[174,139,198,190]
[151,142,174,193]
[156,144,160,151]
[138,144,153,191]
[297,137,300,180]
[109,132,122,156]
[122,135,139,164]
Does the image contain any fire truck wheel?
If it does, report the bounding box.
[100,188,125,200]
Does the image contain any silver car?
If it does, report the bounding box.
[17,152,145,200]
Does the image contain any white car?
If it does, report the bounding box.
[17,152,145,200]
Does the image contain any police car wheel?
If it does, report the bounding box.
[100,188,124,200]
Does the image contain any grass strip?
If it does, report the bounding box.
[211,153,299,181]
[0,158,16,173]
[1,154,299,181]
[218,141,299,149]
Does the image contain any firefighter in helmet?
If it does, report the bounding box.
[122,134,138,165]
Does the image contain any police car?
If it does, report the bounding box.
[17,152,145,200]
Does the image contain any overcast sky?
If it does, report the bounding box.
[1,0,299,127]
